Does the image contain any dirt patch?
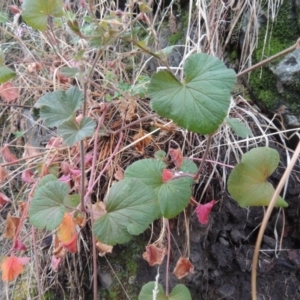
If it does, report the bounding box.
[132,146,300,300]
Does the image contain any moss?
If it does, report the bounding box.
[249,67,280,110]
[249,1,300,111]
[168,31,183,45]
[99,236,145,299]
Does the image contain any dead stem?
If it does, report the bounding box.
[194,134,213,181]
[166,218,171,296]
[237,38,300,78]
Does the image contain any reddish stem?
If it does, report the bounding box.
[165,219,171,296]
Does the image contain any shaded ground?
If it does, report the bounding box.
[132,144,300,300]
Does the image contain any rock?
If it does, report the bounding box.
[99,272,113,290]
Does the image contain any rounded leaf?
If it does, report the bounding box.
[22,0,64,31]
[228,147,288,207]
[148,53,236,134]
[93,178,158,246]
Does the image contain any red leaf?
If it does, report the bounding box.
[162,169,173,182]
[13,239,27,252]
[142,244,166,266]
[169,148,183,168]
[21,169,35,184]
[51,255,62,271]
[1,144,18,163]
[195,200,216,225]
[60,161,71,175]
[1,255,30,281]
[0,82,19,102]
[0,192,10,207]
[62,232,77,253]
[9,5,21,14]
[173,257,194,279]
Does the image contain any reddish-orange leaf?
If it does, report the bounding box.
[1,144,18,163]
[142,244,166,266]
[4,212,20,239]
[96,241,113,257]
[169,148,183,168]
[0,82,19,102]
[133,129,152,154]
[162,169,173,182]
[173,257,194,279]
[62,232,77,253]
[0,166,8,183]
[57,213,76,243]
[0,192,10,208]
[1,255,30,281]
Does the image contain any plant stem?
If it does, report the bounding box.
[90,217,98,300]
[194,134,213,181]
[251,140,300,300]
[85,104,110,201]
[84,131,124,205]
[79,139,86,212]
[32,227,42,300]
[165,218,171,297]
[236,38,300,78]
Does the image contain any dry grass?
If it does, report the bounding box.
[0,0,296,299]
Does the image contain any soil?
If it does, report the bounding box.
[131,145,300,300]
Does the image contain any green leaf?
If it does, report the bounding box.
[228,147,288,207]
[0,12,8,24]
[0,66,16,83]
[35,86,83,127]
[125,159,165,193]
[225,117,252,138]
[60,67,79,77]
[138,283,191,300]
[168,284,192,300]
[125,159,194,219]
[58,117,95,146]
[22,0,64,31]
[64,194,80,211]
[93,178,158,246]
[154,150,167,161]
[158,177,193,218]
[138,282,167,300]
[36,174,57,189]
[29,180,70,230]
[148,53,236,134]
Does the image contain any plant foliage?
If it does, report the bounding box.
[228,147,288,207]
[148,53,236,134]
